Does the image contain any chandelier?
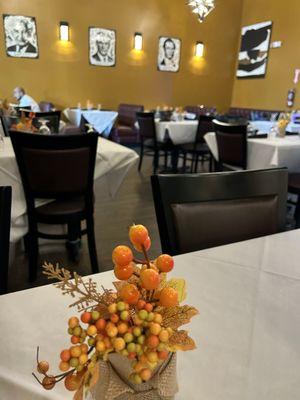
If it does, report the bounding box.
[187,0,215,23]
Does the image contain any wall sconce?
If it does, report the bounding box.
[134,32,143,51]
[60,21,70,41]
[195,41,204,57]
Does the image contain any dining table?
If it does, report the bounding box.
[155,120,198,145]
[0,228,299,399]
[0,136,138,243]
[205,132,300,172]
[63,109,118,137]
[249,120,300,134]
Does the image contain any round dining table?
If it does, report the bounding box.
[155,120,198,145]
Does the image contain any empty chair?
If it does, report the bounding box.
[151,169,287,255]
[111,103,144,144]
[137,112,170,174]
[181,115,214,172]
[213,119,248,170]
[0,186,12,294]
[10,131,100,281]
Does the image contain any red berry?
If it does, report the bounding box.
[81,312,92,324]
[156,254,174,273]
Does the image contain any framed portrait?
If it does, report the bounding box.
[237,21,272,79]
[157,36,181,73]
[3,14,39,59]
[89,27,116,67]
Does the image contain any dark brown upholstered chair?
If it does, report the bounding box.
[0,186,12,294]
[10,131,99,281]
[137,112,170,174]
[111,104,144,144]
[22,110,61,133]
[180,115,214,172]
[151,169,288,255]
[288,173,300,227]
[213,119,248,171]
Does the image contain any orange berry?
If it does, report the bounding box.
[87,325,97,336]
[144,303,153,312]
[134,362,145,373]
[137,299,146,310]
[146,335,159,349]
[149,322,161,335]
[96,341,106,352]
[70,346,81,358]
[146,351,158,363]
[117,322,128,334]
[156,255,174,273]
[60,349,71,362]
[107,326,118,338]
[159,287,178,307]
[42,376,56,390]
[120,284,140,305]
[80,312,92,324]
[71,335,80,344]
[134,237,151,252]
[80,344,88,354]
[140,368,152,381]
[104,337,112,349]
[114,263,134,280]
[159,329,169,343]
[95,318,106,331]
[128,352,137,360]
[112,246,133,267]
[110,313,119,324]
[79,354,88,365]
[37,361,49,374]
[68,317,79,329]
[114,337,126,351]
[64,374,80,391]
[129,224,149,245]
[59,361,70,372]
[158,350,169,360]
[140,269,160,290]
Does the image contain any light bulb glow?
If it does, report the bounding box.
[60,22,69,41]
[195,42,204,57]
[134,33,143,51]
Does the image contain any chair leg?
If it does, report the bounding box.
[153,150,159,174]
[27,226,39,282]
[66,219,81,263]
[295,197,300,228]
[194,154,199,173]
[164,151,168,169]
[86,215,99,274]
[138,141,144,171]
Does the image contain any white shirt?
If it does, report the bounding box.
[19,94,40,112]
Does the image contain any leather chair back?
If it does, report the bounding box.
[10,131,98,216]
[0,186,12,294]
[136,112,157,141]
[118,104,144,127]
[151,169,288,255]
[213,119,248,169]
[196,115,214,144]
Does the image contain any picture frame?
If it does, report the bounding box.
[89,27,116,67]
[157,36,181,73]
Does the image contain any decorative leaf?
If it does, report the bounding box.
[169,330,196,351]
[156,305,199,330]
[73,384,84,400]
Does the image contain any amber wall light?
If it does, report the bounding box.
[60,21,70,41]
[195,41,204,57]
[134,32,143,51]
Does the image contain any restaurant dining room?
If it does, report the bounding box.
[1,0,300,399]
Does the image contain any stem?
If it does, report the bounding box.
[133,258,145,265]
[141,245,151,269]
[36,346,39,365]
[32,372,43,385]
[55,369,76,383]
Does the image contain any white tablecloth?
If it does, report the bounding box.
[155,120,198,145]
[64,109,118,137]
[0,229,300,399]
[0,137,138,242]
[205,132,300,172]
[250,120,300,134]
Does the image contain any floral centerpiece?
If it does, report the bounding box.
[32,224,198,399]
[276,113,291,137]
[10,111,38,132]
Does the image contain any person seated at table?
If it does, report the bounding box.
[13,87,40,112]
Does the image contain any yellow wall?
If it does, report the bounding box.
[231,0,300,110]
[0,0,243,112]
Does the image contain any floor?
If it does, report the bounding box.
[8,152,199,293]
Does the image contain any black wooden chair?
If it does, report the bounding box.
[10,131,100,281]
[288,173,300,227]
[137,112,170,174]
[213,119,248,171]
[180,115,214,173]
[0,186,12,294]
[151,168,288,255]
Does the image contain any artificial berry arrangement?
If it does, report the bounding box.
[33,224,198,399]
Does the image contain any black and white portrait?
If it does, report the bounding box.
[158,37,181,73]
[237,21,272,79]
[89,27,116,67]
[3,15,39,59]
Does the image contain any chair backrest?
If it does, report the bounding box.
[196,115,215,144]
[0,186,12,294]
[10,131,98,216]
[118,104,144,127]
[136,112,157,143]
[151,169,288,255]
[0,115,9,137]
[23,110,61,133]
[213,119,248,169]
